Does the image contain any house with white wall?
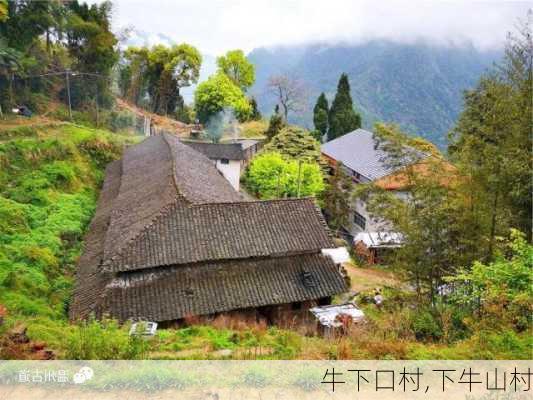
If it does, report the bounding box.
[181,139,262,191]
[321,129,425,237]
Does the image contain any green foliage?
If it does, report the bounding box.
[245,152,324,199]
[65,318,147,359]
[216,49,255,91]
[0,0,118,113]
[120,43,202,115]
[249,97,262,120]
[327,73,361,140]
[262,125,321,163]
[447,230,533,331]
[107,110,136,132]
[411,309,443,341]
[322,162,353,230]
[194,72,251,123]
[264,105,285,140]
[0,0,7,22]
[313,92,329,136]
[449,19,532,246]
[0,123,130,344]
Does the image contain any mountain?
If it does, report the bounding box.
[248,40,501,148]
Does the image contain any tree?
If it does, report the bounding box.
[263,125,322,163]
[216,49,255,91]
[249,97,261,120]
[356,123,476,302]
[267,74,307,121]
[449,15,532,250]
[194,72,251,123]
[0,0,8,22]
[322,162,353,231]
[118,43,201,115]
[245,152,324,199]
[313,92,329,138]
[328,73,361,141]
[265,104,285,140]
[447,229,532,331]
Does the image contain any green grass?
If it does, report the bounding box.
[0,123,137,357]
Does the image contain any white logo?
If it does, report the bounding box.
[73,367,94,384]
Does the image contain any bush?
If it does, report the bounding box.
[244,152,325,199]
[65,318,147,360]
[107,110,136,132]
[411,309,443,341]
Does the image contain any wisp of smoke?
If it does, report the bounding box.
[205,107,240,143]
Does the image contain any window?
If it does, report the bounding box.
[220,158,229,164]
[353,211,366,230]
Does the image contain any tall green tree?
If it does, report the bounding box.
[357,123,478,302]
[322,162,353,231]
[216,49,255,91]
[119,43,201,115]
[265,104,285,140]
[449,16,532,250]
[327,73,361,141]
[194,72,251,123]
[313,92,329,138]
[249,97,261,120]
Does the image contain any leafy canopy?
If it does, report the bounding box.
[194,72,251,123]
[262,125,321,163]
[217,49,255,91]
[245,152,324,199]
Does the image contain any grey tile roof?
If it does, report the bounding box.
[321,129,421,181]
[70,133,345,322]
[99,254,345,322]
[105,198,334,273]
[181,140,260,160]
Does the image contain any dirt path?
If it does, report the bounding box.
[344,262,401,293]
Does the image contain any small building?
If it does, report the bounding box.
[181,139,262,191]
[70,134,347,326]
[310,303,365,337]
[353,232,403,265]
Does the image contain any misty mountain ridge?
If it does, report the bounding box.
[248,40,501,148]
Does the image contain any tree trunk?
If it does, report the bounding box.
[487,190,499,262]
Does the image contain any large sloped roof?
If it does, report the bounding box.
[70,134,344,322]
[321,128,425,181]
[100,254,344,322]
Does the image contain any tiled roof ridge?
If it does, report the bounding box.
[162,133,193,203]
[102,196,183,270]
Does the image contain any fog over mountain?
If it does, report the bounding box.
[248,40,501,147]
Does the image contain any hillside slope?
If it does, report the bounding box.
[248,40,500,147]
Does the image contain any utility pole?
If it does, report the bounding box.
[296,159,302,197]
[65,70,72,120]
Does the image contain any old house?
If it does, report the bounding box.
[322,129,454,264]
[321,129,422,237]
[181,139,262,191]
[70,134,347,326]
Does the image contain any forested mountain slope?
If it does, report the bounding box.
[248,40,500,147]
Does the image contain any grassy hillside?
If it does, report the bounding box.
[0,121,138,357]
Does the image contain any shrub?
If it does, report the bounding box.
[65,318,147,360]
[245,152,324,199]
[411,309,443,341]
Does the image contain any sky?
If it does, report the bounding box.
[101,0,531,56]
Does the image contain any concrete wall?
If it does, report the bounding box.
[215,159,242,191]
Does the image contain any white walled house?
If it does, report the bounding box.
[321,129,424,238]
[182,139,262,191]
